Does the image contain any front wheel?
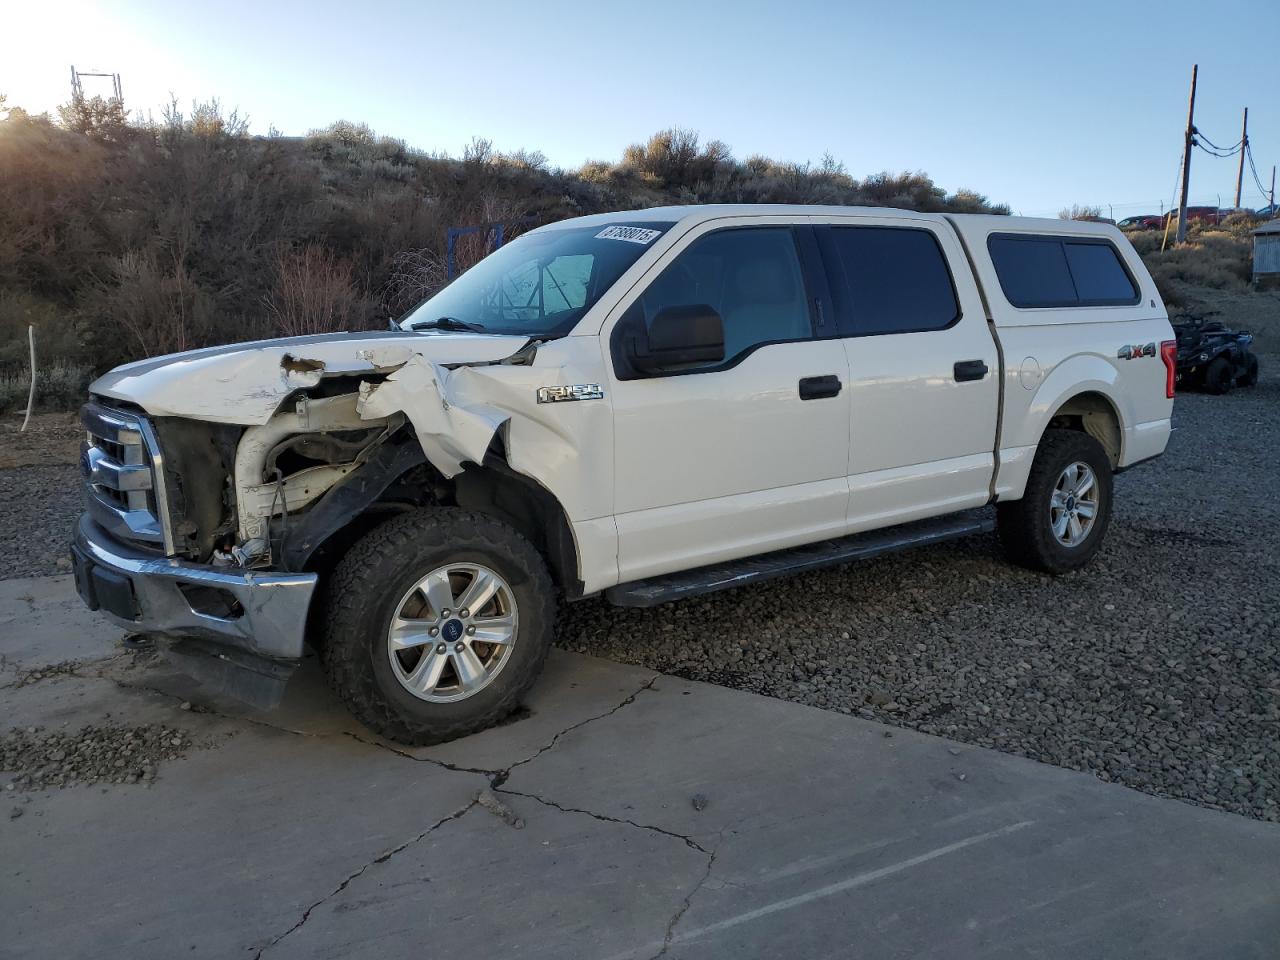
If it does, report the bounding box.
[320,508,556,745]
[998,429,1113,574]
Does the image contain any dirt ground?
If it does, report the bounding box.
[0,412,81,469]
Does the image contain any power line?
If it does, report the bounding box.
[1193,136,1242,158]
[1246,144,1270,199]
[1194,130,1242,153]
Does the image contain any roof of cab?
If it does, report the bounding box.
[535,204,947,231]
[536,204,1128,240]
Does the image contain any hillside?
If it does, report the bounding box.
[0,96,1010,409]
[2,95,1270,415]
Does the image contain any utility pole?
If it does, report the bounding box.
[1233,107,1248,210]
[1271,166,1276,211]
[1176,64,1198,243]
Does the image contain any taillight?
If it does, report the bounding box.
[1160,340,1176,398]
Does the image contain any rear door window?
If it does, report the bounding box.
[819,226,960,336]
[988,234,1138,308]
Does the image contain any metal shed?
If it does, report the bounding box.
[1253,220,1280,288]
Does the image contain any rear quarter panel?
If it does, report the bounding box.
[947,216,1174,499]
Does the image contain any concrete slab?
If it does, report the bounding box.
[4,576,1279,959]
[505,675,1280,959]
[0,576,124,675]
[3,723,489,959]
[266,793,708,960]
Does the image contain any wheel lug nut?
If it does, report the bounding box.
[454,642,465,652]
[436,643,446,654]
[429,627,439,637]
[440,609,451,618]
[466,626,476,636]
[460,608,470,618]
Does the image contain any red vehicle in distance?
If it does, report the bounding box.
[1119,208,1222,231]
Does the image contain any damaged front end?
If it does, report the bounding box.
[73,330,541,707]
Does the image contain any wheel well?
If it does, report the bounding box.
[452,455,582,598]
[291,429,581,598]
[1046,392,1122,468]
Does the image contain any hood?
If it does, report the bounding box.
[90,330,532,425]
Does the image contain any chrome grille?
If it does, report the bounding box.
[80,403,174,553]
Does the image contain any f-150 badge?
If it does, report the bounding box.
[536,384,605,404]
[1117,342,1156,360]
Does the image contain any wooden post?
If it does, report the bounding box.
[1234,107,1248,210]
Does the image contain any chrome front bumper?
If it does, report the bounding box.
[71,514,317,662]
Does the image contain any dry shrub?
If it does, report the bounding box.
[1144,228,1253,293]
[1059,204,1104,221]
[265,244,363,336]
[620,128,730,189]
[385,248,448,314]
[0,362,92,414]
[99,248,213,357]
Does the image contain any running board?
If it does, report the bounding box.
[604,509,995,608]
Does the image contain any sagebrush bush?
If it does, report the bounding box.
[1141,223,1254,294]
[0,361,92,414]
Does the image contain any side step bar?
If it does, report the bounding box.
[604,509,995,608]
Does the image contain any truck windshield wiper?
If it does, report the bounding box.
[405,316,486,333]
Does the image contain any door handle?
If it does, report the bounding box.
[799,375,842,400]
[953,360,989,382]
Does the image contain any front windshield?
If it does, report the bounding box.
[399,222,671,339]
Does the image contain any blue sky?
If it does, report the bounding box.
[4,0,1276,215]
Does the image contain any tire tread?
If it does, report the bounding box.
[320,507,555,745]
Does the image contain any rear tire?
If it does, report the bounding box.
[998,429,1113,574]
[1203,357,1234,395]
[1238,353,1259,388]
[321,507,556,745]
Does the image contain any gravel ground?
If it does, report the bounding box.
[0,464,81,579]
[3,290,1277,822]
[1,723,199,794]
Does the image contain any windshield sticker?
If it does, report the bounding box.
[595,225,662,245]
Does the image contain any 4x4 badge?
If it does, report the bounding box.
[1117,342,1156,360]
[536,384,605,404]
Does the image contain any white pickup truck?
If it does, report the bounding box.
[71,204,1175,743]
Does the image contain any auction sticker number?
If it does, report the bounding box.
[596,225,662,244]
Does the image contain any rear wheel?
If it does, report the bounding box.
[998,429,1113,574]
[321,507,556,745]
[1203,357,1234,395]
[1238,353,1259,388]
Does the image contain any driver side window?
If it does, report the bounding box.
[638,227,812,368]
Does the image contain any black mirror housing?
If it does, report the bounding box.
[628,304,725,373]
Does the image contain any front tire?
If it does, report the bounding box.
[998,429,1113,574]
[321,508,556,745]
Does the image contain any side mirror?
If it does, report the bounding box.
[627,304,725,373]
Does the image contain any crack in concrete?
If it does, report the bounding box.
[343,673,660,791]
[495,675,659,787]
[252,799,477,959]
[342,731,497,776]
[649,841,720,960]
[496,786,711,854]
